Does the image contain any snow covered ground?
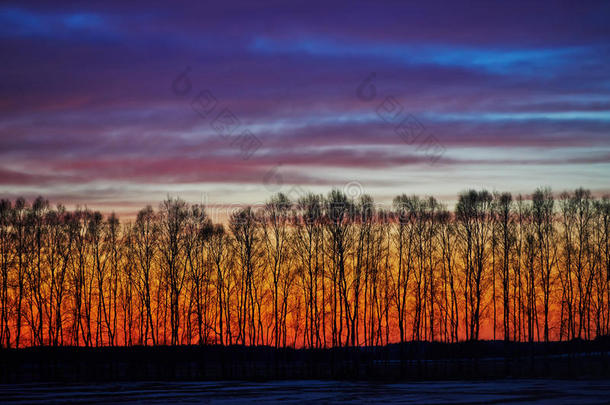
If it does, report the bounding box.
[1,379,609,404]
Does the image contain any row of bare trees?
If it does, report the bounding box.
[0,187,608,348]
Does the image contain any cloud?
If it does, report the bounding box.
[0,1,609,210]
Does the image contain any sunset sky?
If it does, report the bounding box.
[1,1,609,216]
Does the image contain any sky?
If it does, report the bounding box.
[1,0,609,217]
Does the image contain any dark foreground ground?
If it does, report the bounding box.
[1,338,609,383]
[2,379,610,404]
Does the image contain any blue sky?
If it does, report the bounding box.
[0,0,609,214]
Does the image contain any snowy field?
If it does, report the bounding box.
[1,379,610,404]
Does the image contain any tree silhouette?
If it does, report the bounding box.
[0,187,608,348]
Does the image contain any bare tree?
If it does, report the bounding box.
[496,192,514,341]
[294,193,324,348]
[324,190,354,346]
[209,224,233,345]
[230,207,260,345]
[0,188,608,348]
[105,213,121,346]
[532,188,557,342]
[438,207,459,342]
[262,193,291,348]
[456,190,492,340]
[183,204,211,344]
[45,206,75,346]
[392,195,416,343]
[131,206,158,345]
[0,200,12,347]
[158,197,189,345]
